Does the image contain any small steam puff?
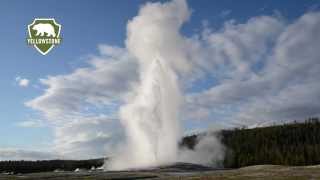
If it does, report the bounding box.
[178,134,225,167]
[105,0,224,170]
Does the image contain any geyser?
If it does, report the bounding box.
[106,58,182,170]
[104,0,188,170]
[104,0,224,170]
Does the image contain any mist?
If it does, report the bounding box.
[178,133,225,167]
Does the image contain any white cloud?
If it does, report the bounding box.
[26,45,138,122]
[0,148,60,161]
[25,45,137,159]
[52,115,124,159]
[15,77,30,87]
[186,12,320,126]
[228,12,320,125]
[16,119,45,128]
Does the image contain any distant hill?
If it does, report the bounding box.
[181,117,320,168]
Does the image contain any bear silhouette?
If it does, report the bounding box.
[32,23,56,37]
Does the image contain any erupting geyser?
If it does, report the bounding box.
[104,0,222,170]
[106,58,182,170]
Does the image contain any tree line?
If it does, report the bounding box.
[181,117,320,168]
[0,158,104,174]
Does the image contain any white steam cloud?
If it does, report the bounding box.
[179,134,225,166]
[107,58,182,170]
[105,0,223,170]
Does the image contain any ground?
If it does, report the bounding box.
[1,164,320,179]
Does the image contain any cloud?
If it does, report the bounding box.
[53,115,124,159]
[220,10,232,18]
[186,12,320,126]
[25,45,137,159]
[0,148,60,161]
[15,77,30,87]
[26,45,138,121]
[16,119,45,128]
[228,12,320,125]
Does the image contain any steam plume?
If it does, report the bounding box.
[105,0,223,170]
[107,58,182,170]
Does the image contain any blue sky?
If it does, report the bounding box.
[0,0,320,160]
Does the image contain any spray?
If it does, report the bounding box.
[106,57,182,170]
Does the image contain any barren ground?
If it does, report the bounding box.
[1,163,320,179]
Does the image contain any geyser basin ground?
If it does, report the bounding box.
[106,162,217,172]
[2,164,320,179]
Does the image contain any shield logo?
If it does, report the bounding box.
[27,18,62,55]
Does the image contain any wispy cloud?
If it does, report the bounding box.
[220,9,232,18]
[16,119,45,128]
[0,148,60,161]
[15,76,30,87]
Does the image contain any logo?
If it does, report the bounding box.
[27,18,62,55]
